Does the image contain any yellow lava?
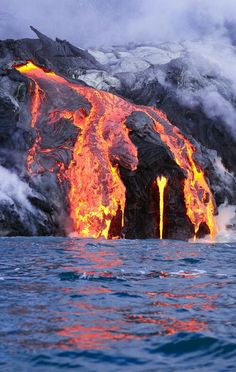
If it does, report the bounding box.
[157,176,168,239]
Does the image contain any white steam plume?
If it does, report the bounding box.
[213,157,236,242]
[0,0,236,47]
[216,203,236,242]
[0,165,35,213]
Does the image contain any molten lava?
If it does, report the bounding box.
[15,62,217,239]
[157,176,168,239]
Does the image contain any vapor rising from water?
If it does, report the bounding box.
[0,165,35,214]
[216,203,236,242]
[213,158,236,242]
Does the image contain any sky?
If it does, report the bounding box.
[1,0,236,47]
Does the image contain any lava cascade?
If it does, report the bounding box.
[15,62,217,239]
[157,176,168,239]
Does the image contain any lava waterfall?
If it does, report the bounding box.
[12,62,217,240]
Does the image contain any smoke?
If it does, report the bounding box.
[0,0,236,47]
[213,157,236,242]
[216,203,236,242]
[0,165,35,213]
[168,38,236,138]
[213,155,236,183]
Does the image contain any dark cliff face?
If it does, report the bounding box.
[0,28,235,238]
[117,60,236,179]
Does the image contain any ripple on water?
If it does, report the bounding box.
[0,237,235,371]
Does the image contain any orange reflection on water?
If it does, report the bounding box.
[159,242,200,261]
[160,292,219,300]
[55,241,218,351]
[153,301,195,310]
[62,241,123,276]
[128,314,207,335]
[57,323,137,350]
[56,241,132,350]
[65,242,123,266]
[79,286,113,295]
[146,290,219,311]
[56,296,138,350]
[138,289,219,333]
[78,249,123,270]
[191,281,226,289]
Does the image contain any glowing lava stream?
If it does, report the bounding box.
[157,176,168,239]
[15,62,217,239]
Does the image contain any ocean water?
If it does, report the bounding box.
[0,237,235,371]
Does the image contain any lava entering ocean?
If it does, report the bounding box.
[157,176,168,240]
[15,62,217,240]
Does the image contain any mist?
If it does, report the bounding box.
[0,165,35,214]
[1,0,236,47]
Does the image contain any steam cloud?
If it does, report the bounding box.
[0,165,35,213]
[0,0,236,47]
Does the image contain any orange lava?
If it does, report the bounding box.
[15,61,217,239]
[157,176,168,239]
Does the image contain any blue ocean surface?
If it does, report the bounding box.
[0,237,235,371]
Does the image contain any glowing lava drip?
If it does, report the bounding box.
[157,176,168,239]
[15,62,217,239]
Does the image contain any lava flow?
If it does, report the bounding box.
[15,62,217,239]
[157,176,168,239]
